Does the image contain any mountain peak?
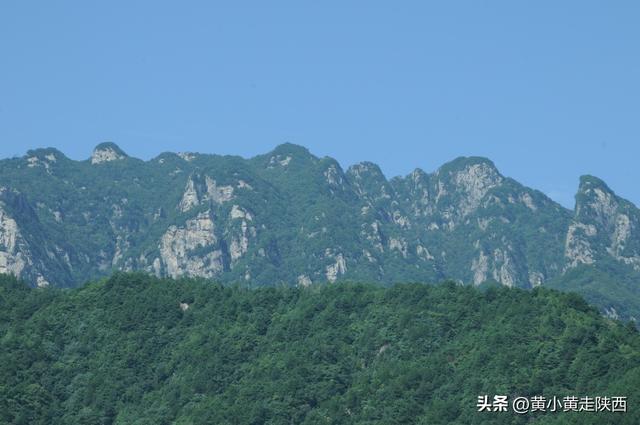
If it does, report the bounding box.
[270,143,313,158]
[259,143,318,169]
[578,175,614,195]
[436,156,503,193]
[26,147,66,158]
[347,162,386,181]
[574,174,622,225]
[575,175,617,211]
[91,142,128,164]
[25,147,67,163]
[437,156,498,175]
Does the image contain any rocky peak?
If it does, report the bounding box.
[399,168,431,197]
[574,175,620,227]
[270,143,313,158]
[91,142,128,165]
[346,162,386,183]
[436,156,502,188]
[346,162,393,201]
[408,168,429,185]
[26,148,65,162]
[566,175,640,271]
[267,143,316,166]
[24,148,66,171]
[321,159,347,188]
[258,143,318,171]
[177,152,198,162]
[398,169,432,216]
[433,157,503,217]
[178,174,236,212]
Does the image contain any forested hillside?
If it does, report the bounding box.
[4,144,640,322]
[1,273,638,424]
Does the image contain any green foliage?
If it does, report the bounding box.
[548,262,640,322]
[0,145,574,289]
[5,144,640,324]
[1,273,638,424]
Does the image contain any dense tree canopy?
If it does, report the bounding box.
[0,273,638,424]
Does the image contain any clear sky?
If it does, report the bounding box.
[1,1,638,208]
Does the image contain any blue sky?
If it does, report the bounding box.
[1,1,638,208]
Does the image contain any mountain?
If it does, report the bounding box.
[1,143,639,319]
[1,273,639,424]
[547,176,640,322]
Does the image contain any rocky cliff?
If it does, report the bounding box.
[1,143,639,319]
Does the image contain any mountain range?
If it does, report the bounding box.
[1,142,639,320]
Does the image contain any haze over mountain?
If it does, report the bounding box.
[1,143,640,320]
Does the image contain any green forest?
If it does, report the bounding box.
[1,273,639,424]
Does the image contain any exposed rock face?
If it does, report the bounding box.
[424,158,504,224]
[178,177,200,212]
[325,252,347,283]
[471,250,489,285]
[0,206,27,278]
[491,249,516,288]
[2,143,640,320]
[229,222,251,263]
[36,275,50,288]
[450,162,503,217]
[159,211,223,278]
[178,175,236,212]
[565,222,597,268]
[0,188,73,286]
[297,274,312,287]
[324,163,344,187]
[389,237,408,258]
[604,306,619,320]
[528,271,544,287]
[347,162,390,201]
[27,153,57,172]
[416,244,434,261]
[206,177,235,204]
[268,154,292,168]
[177,152,197,162]
[227,205,256,265]
[565,176,640,271]
[91,142,127,164]
[521,193,537,211]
